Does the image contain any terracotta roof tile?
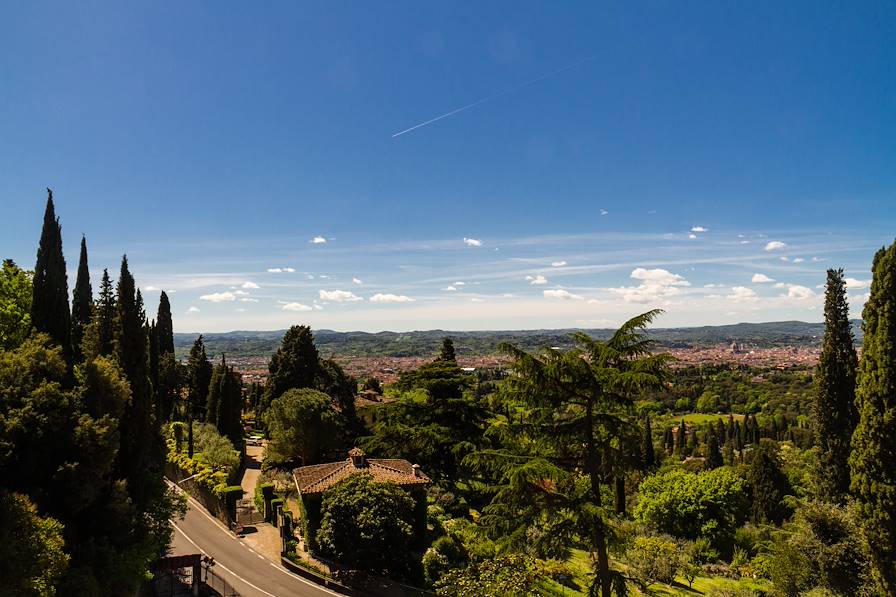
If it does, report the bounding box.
[293,453,430,496]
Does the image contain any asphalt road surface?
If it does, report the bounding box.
[170,490,343,597]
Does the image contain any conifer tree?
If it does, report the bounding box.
[705,427,723,470]
[206,355,225,428]
[114,257,160,506]
[813,269,858,501]
[851,242,896,594]
[71,235,92,362]
[156,291,174,355]
[186,335,212,457]
[748,439,793,524]
[675,420,687,457]
[262,325,320,413]
[31,189,72,362]
[438,337,457,362]
[641,415,655,468]
[148,319,160,416]
[91,269,116,357]
[217,364,244,448]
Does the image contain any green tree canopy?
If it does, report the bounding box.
[0,259,32,351]
[0,491,68,597]
[747,439,793,524]
[634,467,748,554]
[316,473,416,574]
[263,388,341,466]
[438,337,456,362]
[262,325,320,412]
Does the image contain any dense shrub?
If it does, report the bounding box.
[626,535,680,586]
[634,467,748,555]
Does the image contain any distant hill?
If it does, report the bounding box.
[173,320,862,360]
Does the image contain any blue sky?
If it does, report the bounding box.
[2,2,894,332]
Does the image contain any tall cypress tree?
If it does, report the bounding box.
[704,427,723,470]
[71,235,93,362]
[813,269,858,501]
[262,325,320,413]
[114,257,160,507]
[186,335,213,457]
[641,415,655,468]
[156,291,174,355]
[31,189,72,362]
[438,337,456,362]
[851,242,896,594]
[94,269,116,356]
[148,319,160,417]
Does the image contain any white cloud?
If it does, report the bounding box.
[544,289,584,301]
[310,236,327,244]
[319,289,363,302]
[786,285,815,300]
[691,226,708,233]
[752,273,775,283]
[233,290,249,295]
[740,240,750,245]
[600,209,608,216]
[267,267,295,273]
[470,297,485,302]
[780,256,790,262]
[688,234,698,240]
[199,291,236,302]
[845,278,870,290]
[313,304,324,311]
[454,281,466,286]
[812,256,822,262]
[352,278,363,285]
[793,257,805,263]
[551,261,567,267]
[187,306,200,313]
[241,281,260,289]
[463,237,482,247]
[282,302,313,311]
[631,268,690,286]
[727,286,759,302]
[370,293,415,303]
[765,241,787,251]
[773,282,787,288]
[239,297,259,303]
[144,285,158,291]
[444,286,458,292]
[610,268,690,304]
[587,299,600,305]
[704,283,724,288]
[526,275,548,285]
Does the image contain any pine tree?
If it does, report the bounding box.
[218,364,244,448]
[156,291,174,355]
[851,242,896,594]
[31,189,72,362]
[114,257,160,507]
[812,269,858,501]
[71,235,92,362]
[438,337,456,362]
[704,427,723,470]
[641,415,655,468]
[148,319,160,417]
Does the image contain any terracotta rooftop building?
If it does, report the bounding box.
[292,448,430,553]
[293,448,430,497]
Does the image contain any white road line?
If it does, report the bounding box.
[173,525,279,597]
[170,483,343,597]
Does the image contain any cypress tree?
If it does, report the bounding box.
[675,420,687,457]
[156,291,174,355]
[705,427,723,470]
[218,365,244,449]
[114,257,160,506]
[641,415,655,468]
[187,335,212,456]
[206,355,225,427]
[262,325,320,413]
[813,268,858,501]
[438,337,456,362]
[71,235,92,362]
[851,242,896,594]
[94,269,116,357]
[148,319,160,417]
[748,439,793,524]
[31,189,72,362]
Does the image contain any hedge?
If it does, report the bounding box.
[166,439,230,497]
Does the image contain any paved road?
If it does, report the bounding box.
[170,489,342,597]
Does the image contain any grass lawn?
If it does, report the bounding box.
[660,412,746,426]
[539,549,769,596]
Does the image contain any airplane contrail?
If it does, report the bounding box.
[391,56,597,138]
